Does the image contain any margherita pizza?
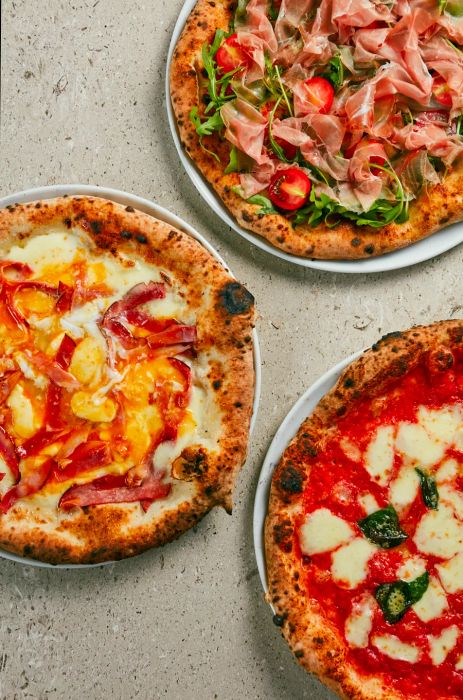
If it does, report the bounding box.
[0,196,255,564]
[266,321,463,699]
[171,0,463,259]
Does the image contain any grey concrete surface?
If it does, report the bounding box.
[1,1,462,699]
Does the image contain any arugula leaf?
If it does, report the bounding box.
[376,572,429,624]
[358,505,408,549]
[224,145,254,174]
[189,107,223,162]
[233,0,250,30]
[264,54,294,117]
[415,468,439,510]
[268,0,280,22]
[246,193,278,214]
[322,55,344,91]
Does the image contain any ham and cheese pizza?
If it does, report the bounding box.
[266,321,463,700]
[171,0,463,260]
[0,196,255,564]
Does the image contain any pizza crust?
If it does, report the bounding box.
[265,320,463,700]
[170,0,463,260]
[0,195,255,564]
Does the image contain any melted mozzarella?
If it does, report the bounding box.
[299,508,354,556]
[364,426,395,486]
[389,466,420,512]
[331,538,377,589]
[414,506,463,559]
[436,459,459,484]
[418,405,462,444]
[372,634,420,663]
[345,594,375,648]
[414,576,448,623]
[396,557,427,582]
[395,422,445,467]
[436,552,463,594]
[358,493,379,516]
[428,626,459,666]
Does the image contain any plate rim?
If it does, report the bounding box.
[252,348,363,595]
[165,0,463,273]
[0,183,261,568]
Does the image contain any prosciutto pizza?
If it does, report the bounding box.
[171,0,463,259]
[0,196,255,564]
[266,321,463,699]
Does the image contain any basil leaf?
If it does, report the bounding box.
[376,572,429,624]
[358,505,408,549]
[246,193,278,215]
[415,468,439,510]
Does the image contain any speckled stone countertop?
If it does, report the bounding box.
[1,2,462,699]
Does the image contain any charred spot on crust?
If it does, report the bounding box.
[125,205,135,213]
[273,520,293,552]
[23,544,33,556]
[364,244,374,255]
[90,547,108,559]
[278,465,303,494]
[219,282,254,315]
[336,405,346,416]
[212,379,222,390]
[63,217,72,229]
[136,234,147,244]
[172,447,208,481]
[295,649,304,658]
[242,210,253,223]
[390,358,409,376]
[121,230,132,239]
[343,377,355,388]
[351,237,361,247]
[428,346,454,373]
[90,220,102,234]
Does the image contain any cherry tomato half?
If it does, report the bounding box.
[433,76,452,108]
[216,34,252,75]
[369,154,386,176]
[302,77,335,114]
[268,168,311,211]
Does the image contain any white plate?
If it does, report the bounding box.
[0,184,261,568]
[253,349,362,594]
[166,0,463,273]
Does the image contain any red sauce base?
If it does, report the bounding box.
[298,350,463,699]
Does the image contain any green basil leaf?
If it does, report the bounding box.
[415,469,439,510]
[358,505,408,549]
[322,55,344,91]
[376,572,429,624]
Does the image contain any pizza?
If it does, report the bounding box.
[0,195,255,565]
[170,0,463,260]
[266,321,463,700]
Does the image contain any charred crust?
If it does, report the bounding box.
[136,234,148,244]
[212,379,222,390]
[125,205,135,213]
[278,465,303,494]
[219,281,254,315]
[428,346,454,372]
[343,377,355,388]
[90,220,102,234]
[120,230,132,239]
[172,447,209,481]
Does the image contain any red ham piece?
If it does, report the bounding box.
[0,425,19,482]
[59,470,171,509]
[1,457,54,513]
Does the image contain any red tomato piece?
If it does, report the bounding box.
[216,34,252,75]
[433,76,452,108]
[302,77,335,114]
[268,168,311,211]
[369,154,386,176]
[271,136,298,161]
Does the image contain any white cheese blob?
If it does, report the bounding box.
[428,626,459,666]
[389,465,420,512]
[345,594,375,648]
[331,538,377,589]
[299,508,354,556]
[364,426,395,486]
[436,552,463,594]
[358,493,379,516]
[418,405,462,444]
[396,557,427,582]
[395,422,445,467]
[414,505,463,559]
[436,459,459,484]
[372,634,420,663]
[455,654,463,671]
[413,576,448,623]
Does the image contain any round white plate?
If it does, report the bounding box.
[253,349,362,594]
[166,0,463,273]
[0,184,261,568]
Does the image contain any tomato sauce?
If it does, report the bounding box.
[298,351,463,698]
